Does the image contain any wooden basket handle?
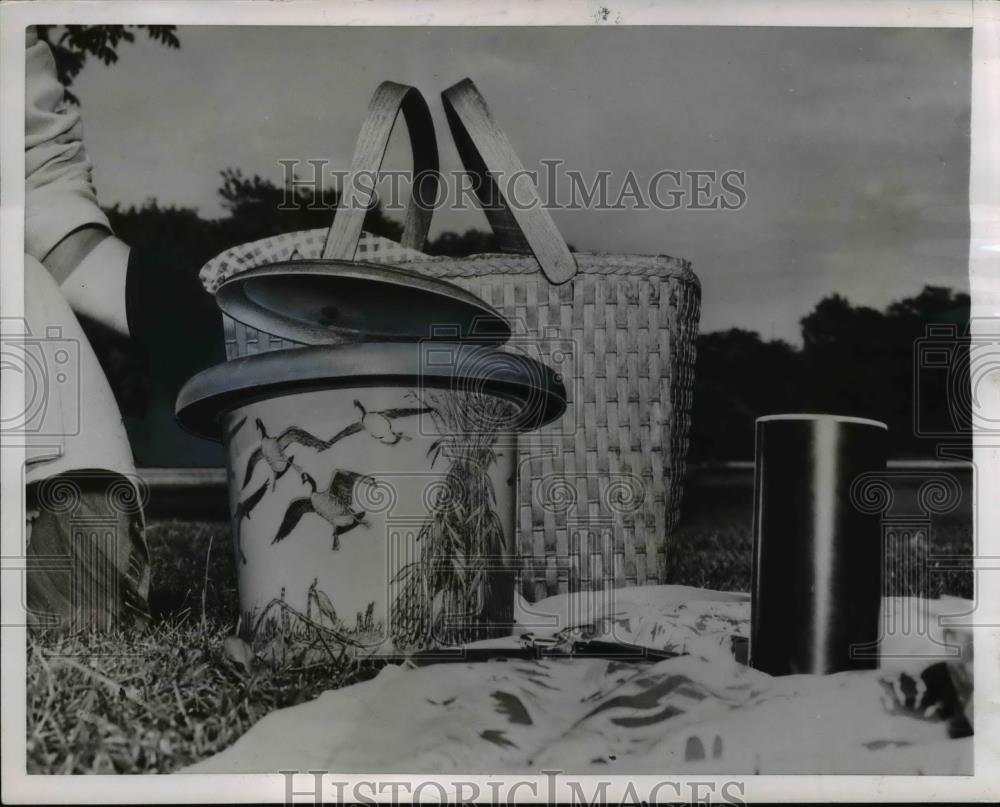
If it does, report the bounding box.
[442,78,577,285]
[323,81,440,260]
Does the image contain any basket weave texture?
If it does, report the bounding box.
[400,253,701,599]
[200,230,700,599]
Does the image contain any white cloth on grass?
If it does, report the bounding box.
[183,586,973,775]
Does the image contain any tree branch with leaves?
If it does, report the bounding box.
[32,25,180,104]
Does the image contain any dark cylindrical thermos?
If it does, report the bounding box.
[750,414,888,676]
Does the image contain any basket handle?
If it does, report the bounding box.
[323,81,440,260]
[442,78,578,285]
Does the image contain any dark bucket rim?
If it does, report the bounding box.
[175,341,567,440]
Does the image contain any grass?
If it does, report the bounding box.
[666,519,973,600]
[670,480,973,599]
[27,521,380,775]
[147,521,238,625]
[27,505,973,774]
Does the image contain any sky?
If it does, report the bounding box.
[71,25,971,344]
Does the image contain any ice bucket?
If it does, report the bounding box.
[177,262,566,656]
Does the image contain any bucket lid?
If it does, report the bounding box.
[216,259,511,345]
[176,341,566,440]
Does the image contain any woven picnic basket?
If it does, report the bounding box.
[200,80,700,601]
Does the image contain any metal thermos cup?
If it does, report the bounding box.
[750,414,888,676]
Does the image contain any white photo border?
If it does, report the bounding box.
[1,0,996,803]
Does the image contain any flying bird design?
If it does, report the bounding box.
[319,402,432,449]
[342,400,432,446]
[231,480,268,564]
[242,419,327,490]
[272,469,376,550]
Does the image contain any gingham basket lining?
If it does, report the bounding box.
[200,229,698,294]
[199,229,429,294]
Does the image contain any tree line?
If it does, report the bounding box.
[688,286,969,462]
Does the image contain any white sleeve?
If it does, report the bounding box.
[24,28,112,261]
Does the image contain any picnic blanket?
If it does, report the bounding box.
[184,586,973,775]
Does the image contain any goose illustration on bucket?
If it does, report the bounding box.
[322,400,433,447]
[273,468,375,550]
[352,400,429,445]
[242,418,333,490]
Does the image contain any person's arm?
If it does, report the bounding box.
[24,28,130,338]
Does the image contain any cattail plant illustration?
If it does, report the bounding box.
[390,390,517,650]
[245,580,384,668]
